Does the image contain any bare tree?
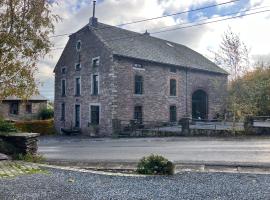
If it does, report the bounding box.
[215,27,250,81]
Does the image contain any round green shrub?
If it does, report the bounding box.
[137,154,175,175]
[0,119,17,133]
[38,108,54,120]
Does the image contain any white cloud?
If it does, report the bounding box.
[37,0,270,99]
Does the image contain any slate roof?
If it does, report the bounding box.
[3,94,48,101]
[87,22,228,74]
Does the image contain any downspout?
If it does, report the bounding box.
[185,67,188,117]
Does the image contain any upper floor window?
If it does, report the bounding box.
[170,105,177,122]
[134,63,143,69]
[170,66,177,73]
[75,77,81,96]
[135,75,143,95]
[26,103,32,114]
[76,40,81,51]
[75,63,81,71]
[91,74,99,95]
[92,57,100,68]
[61,67,66,74]
[170,79,176,96]
[61,79,66,97]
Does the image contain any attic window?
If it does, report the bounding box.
[166,42,174,47]
[76,40,81,51]
[134,63,143,69]
[61,67,66,74]
[92,57,100,68]
[75,63,81,71]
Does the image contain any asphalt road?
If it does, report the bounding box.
[38,136,270,164]
[1,167,270,200]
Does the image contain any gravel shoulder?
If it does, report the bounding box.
[1,167,270,200]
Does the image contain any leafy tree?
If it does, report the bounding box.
[229,66,270,117]
[0,0,59,99]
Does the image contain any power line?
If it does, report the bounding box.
[151,9,270,35]
[50,8,270,51]
[49,0,239,38]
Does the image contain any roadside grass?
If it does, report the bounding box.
[0,161,49,178]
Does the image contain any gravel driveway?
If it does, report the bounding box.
[1,168,270,200]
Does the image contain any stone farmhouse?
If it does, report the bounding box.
[54,15,228,136]
[0,95,48,121]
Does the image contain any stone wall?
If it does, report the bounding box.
[0,101,47,121]
[54,27,114,136]
[113,57,228,124]
[0,133,39,155]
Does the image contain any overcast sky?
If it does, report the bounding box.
[38,0,270,100]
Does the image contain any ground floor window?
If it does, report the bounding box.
[170,105,177,122]
[134,106,143,124]
[61,103,65,121]
[90,105,100,125]
[25,103,32,114]
[10,102,19,115]
[75,104,80,128]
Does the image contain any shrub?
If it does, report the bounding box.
[137,154,175,175]
[14,153,44,163]
[15,119,56,135]
[0,118,17,133]
[38,107,54,120]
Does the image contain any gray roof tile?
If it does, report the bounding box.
[88,23,228,74]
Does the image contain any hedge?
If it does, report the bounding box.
[15,119,56,135]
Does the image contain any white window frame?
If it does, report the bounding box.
[61,78,66,96]
[89,103,101,126]
[91,73,100,95]
[74,76,81,96]
[92,56,100,67]
[76,40,82,52]
[74,103,81,128]
[133,63,145,71]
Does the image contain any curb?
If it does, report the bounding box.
[42,160,270,175]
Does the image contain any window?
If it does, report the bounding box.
[25,103,32,114]
[75,104,80,128]
[170,79,176,96]
[91,74,99,95]
[75,77,81,96]
[76,40,81,51]
[90,105,100,125]
[75,63,81,71]
[92,57,100,68]
[170,66,177,73]
[61,79,66,96]
[135,75,143,94]
[134,63,143,69]
[170,105,177,122]
[10,102,19,115]
[61,103,65,121]
[134,106,143,124]
[61,67,66,74]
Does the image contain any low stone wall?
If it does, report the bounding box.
[0,133,39,156]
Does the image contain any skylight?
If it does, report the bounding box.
[166,42,174,47]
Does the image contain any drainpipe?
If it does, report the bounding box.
[185,67,188,117]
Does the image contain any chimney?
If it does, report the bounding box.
[143,30,150,36]
[89,0,98,27]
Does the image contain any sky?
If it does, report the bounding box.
[38,0,270,100]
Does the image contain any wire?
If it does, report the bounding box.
[50,8,270,51]
[49,0,239,38]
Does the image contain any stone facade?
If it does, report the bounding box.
[54,21,228,137]
[0,101,47,121]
